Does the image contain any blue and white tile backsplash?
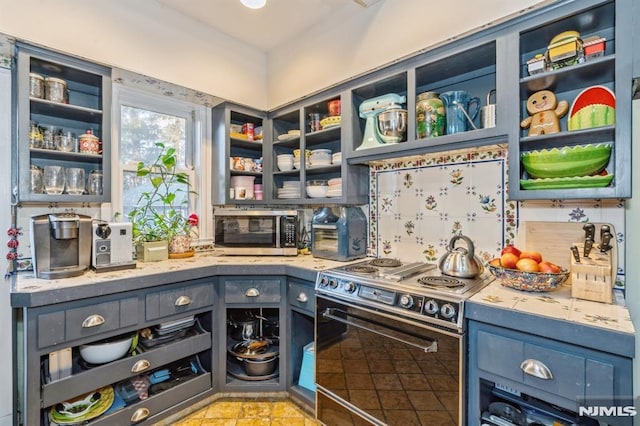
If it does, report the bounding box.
[368,145,626,288]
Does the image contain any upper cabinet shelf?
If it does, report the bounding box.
[14,43,112,203]
[345,40,502,164]
[510,0,631,200]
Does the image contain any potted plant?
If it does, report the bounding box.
[127,142,197,261]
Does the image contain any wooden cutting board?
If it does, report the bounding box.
[515,221,617,284]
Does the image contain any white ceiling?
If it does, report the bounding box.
[156,0,375,52]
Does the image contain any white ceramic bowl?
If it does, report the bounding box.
[79,334,133,364]
[306,180,329,198]
[277,161,294,171]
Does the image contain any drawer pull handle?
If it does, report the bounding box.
[81,314,105,328]
[245,287,260,297]
[175,295,192,306]
[131,359,151,373]
[131,407,150,422]
[520,359,553,380]
[296,292,308,303]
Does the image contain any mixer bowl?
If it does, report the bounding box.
[377,109,407,143]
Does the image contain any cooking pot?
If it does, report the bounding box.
[242,355,278,376]
[438,234,484,278]
[227,314,259,341]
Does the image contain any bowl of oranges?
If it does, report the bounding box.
[488,245,569,292]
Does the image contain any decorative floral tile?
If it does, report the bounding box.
[371,146,511,264]
[369,147,626,288]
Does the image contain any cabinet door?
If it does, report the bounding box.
[510,0,632,200]
[15,43,112,203]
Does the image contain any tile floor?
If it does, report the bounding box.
[169,399,321,426]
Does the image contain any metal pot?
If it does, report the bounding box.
[438,234,484,278]
[227,315,259,341]
[241,355,278,376]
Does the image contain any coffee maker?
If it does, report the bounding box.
[30,213,92,279]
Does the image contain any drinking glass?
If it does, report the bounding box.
[65,168,85,195]
[44,165,65,194]
[87,170,103,195]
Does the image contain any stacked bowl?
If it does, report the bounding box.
[520,143,613,189]
[309,149,332,167]
[306,180,329,198]
[332,152,342,165]
[277,154,294,171]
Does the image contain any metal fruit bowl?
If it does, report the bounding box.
[521,143,612,179]
[488,264,569,292]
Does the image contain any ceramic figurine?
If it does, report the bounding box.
[520,90,569,136]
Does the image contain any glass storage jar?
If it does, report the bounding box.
[29,73,44,99]
[44,77,67,103]
[87,170,103,195]
[30,165,44,194]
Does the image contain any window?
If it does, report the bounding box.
[112,86,210,239]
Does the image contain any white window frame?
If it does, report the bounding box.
[111,85,212,240]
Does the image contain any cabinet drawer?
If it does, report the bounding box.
[224,278,281,304]
[288,280,315,315]
[41,332,211,407]
[38,298,138,348]
[477,329,612,403]
[146,283,213,321]
[91,373,211,425]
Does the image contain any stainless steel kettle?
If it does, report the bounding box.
[438,234,484,278]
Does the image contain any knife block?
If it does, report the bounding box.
[570,242,614,304]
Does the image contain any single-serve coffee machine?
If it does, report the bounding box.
[30,213,92,279]
[91,222,136,272]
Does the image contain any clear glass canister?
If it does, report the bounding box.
[44,77,67,103]
[416,91,445,139]
[87,170,103,195]
[29,121,43,148]
[29,73,45,99]
[30,165,44,194]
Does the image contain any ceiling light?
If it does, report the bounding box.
[240,0,266,9]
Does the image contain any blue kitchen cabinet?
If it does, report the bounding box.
[467,319,634,426]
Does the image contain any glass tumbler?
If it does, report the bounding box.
[87,170,103,195]
[65,168,85,195]
[30,165,44,194]
[44,165,65,194]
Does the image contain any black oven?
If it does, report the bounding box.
[315,293,463,426]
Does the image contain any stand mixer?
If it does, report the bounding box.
[357,93,407,151]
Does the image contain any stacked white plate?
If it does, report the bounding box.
[326,177,342,198]
[277,180,301,199]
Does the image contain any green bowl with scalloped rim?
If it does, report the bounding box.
[521,143,612,179]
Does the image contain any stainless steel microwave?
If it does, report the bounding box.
[213,209,299,256]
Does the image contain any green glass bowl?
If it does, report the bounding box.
[521,143,612,179]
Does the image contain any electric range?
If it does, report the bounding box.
[315,257,495,332]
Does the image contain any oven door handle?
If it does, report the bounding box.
[322,309,438,353]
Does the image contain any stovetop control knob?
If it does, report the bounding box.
[440,303,456,319]
[424,299,439,315]
[319,276,329,287]
[344,282,356,293]
[399,294,414,308]
[329,279,339,289]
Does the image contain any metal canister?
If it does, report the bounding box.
[416,91,445,139]
[29,73,45,99]
[30,165,44,194]
[44,77,67,103]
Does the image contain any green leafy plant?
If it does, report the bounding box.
[127,143,196,244]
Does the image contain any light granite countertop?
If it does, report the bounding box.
[10,251,357,308]
[467,280,635,357]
